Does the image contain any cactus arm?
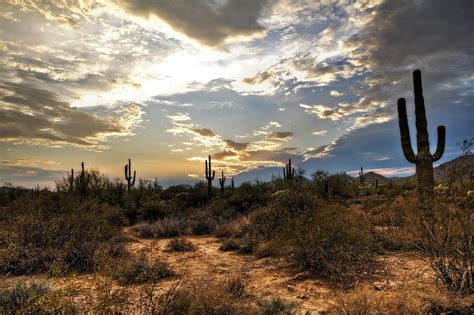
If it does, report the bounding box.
[397,98,417,163]
[125,164,128,179]
[283,167,286,179]
[413,70,430,156]
[211,170,215,180]
[131,171,136,186]
[432,125,446,162]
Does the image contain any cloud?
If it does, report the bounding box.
[191,128,216,137]
[312,130,327,136]
[269,131,293,139]
[330,90,343,97]
[214,150,237,160]
[243,70,272,84]
[0,81,142,149]
[224,140,249,151]
[114,0,272,46]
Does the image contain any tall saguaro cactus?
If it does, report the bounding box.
[397,70,446,211]
[78,162,90,196]
[69,168,74,191]
[231,177,235,190]
[124,158,136,192]
[283,159,295,181]
[219,171,226,196]
[205,155,215,198]
[358,167,365,185]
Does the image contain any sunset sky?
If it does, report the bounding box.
[1,0,473,187]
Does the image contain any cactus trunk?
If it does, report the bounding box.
[205,155,215,199]
[124,158,136,192]
[397,70,446,212]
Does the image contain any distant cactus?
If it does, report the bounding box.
[397,70,446,211]
[124,158,136,192]
[153,178,160,189]
[69,168,74,191]
[205,155,215,198]
[231,177,235,190]
[78,162,90,196]
[324,179,329,196]
[283,159,295,181]
[219,171,226,195]
[358,167,365,185]
[374,179,379,189]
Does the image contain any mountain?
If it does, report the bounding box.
[433,154,474,181]
[363,172,391,184]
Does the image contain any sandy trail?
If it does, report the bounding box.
[121,228,435,313]
[3,228,443,313]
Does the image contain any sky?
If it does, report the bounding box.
[0,0,473,188]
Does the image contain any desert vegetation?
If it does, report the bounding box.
[0,71,472,313]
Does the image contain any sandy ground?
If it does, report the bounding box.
[4,227,469,313]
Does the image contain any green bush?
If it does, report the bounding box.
[257,297,296,315]
[112,254,174,285]
[0,280,75,314]
[166,238,198,252]
[0,194,126,274]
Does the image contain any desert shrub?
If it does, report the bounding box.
[219,238,241,251]
[112,254,174,285]
[137,279,255,314]
[257,297,296,315]
[0,194,126,274]
[150,217,187,237]
[166,238,197,252]
[132,222,155,238]
[93,276,130,314]
[270,203,375,284]
[225,277,246,297]
[416,193,473,295]
[0,280,75,314]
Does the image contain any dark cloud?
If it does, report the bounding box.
[243,70,272,84]
[0,81,139,149]
[268,131,294,139]
[214,150,237,160]
[116,0,272,46]
[225,140,249,151]
[192,128,216,137]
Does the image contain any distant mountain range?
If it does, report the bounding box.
[232,155,474,186]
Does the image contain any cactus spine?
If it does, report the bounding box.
[283,159,295,181]
[397,70,446,211]
[219,171,226,196]
[78,162,90,196]
[124,158,136,192]
[205,155,215,198]
[358,167,365,185]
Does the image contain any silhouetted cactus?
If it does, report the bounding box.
[397,70,446,211]
[283,159,295,181]
[69,168,74,191]
[78,162,90,196]
[153,178,160,189]
[358,167,365,185]
[124,158,136,192]
[219,171,226,196]
[374,179,379,189]
[231,177,235,190]
[205,155,215,198]
[324,179,329,196]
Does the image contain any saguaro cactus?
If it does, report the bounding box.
[219,171,226,196]
[283,159,295,181]
[78,162,90,196]
[397,70,446,211]
[205,155,215,198]
[124,158,136,192]
[231,177,235,190]
[358,167,365,185]
[69,168,74,191]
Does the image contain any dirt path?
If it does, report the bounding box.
[3,228,446,313]
[122,228,437,313]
